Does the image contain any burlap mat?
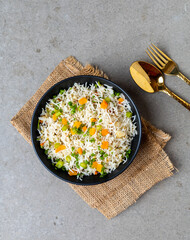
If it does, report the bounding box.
[11,56,175,219]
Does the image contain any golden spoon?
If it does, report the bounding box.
[130,61,190,111]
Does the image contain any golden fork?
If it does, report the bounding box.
[146,44,190,85]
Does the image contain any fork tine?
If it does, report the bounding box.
[147,47,165,66]
[146,50,162,69]
[151,43,172,61]
[150,45,168,63]
[146,48,163,69]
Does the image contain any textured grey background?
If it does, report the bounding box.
[1,0,190,239]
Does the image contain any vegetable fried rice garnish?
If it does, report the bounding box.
[37,82,137,180]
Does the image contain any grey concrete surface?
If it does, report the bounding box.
[1,0,190,239]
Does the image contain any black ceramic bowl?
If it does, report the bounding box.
[31,75,141,185]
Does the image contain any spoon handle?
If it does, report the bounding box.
[177,72,190,85]
[162,87,190,111]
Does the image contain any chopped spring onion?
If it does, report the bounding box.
[62,125,68,131]
[126,112,132,118]
[66,155,71,163]
[56,160,64,168]
[80,162,87,169]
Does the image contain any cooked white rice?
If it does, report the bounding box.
[37,82,137,179]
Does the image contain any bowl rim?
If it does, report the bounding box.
[31,75,142,185]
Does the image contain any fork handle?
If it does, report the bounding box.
[162,87,190,111]
[177,72,190,85]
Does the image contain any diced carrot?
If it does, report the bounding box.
[82,126,87,132]
[90,118,97,122]
[77,147,83,155]
[92,161,103,173]
[118,97,124,103]
[70,129,76,135]
[52,113,57,121]
[39,120,43,123]
[101,141,109,149]
[89,128,96,136]
[96,163,103,173]
[94,171,98,175]
[101,129,109,136]
[73,121,82,128]
[68,170,78,176]
[40,142,45,147]
[100,99,108,109]
[62,118,67,125]
[55,145,66,153]
[78,97,87,105]
[92,161,98,168]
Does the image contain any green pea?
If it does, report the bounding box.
[90,158,96,166]
[71,147,75,151]
[51,111,55,115]
[115,92,120,96]
[59,89,65,94]
[90,138,95,143]
[91,122,95,126]
[100,150,105,155]
[76,161,80,169]
[68,101,73,106]
[55,160,64,168]
[91,153,95,157]
[80,162,87,169]
[77,128,82,134]
[104,153,108,157]
[66,155,71,163]
[99,119,102,123]
[53,95,57,99]
[126,112,132,118]
[54,105,59,110]
[126,149,131,159]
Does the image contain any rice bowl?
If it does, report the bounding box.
[37,82,137,180]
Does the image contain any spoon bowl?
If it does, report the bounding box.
[130,61,165,93]
[130,61,190,111]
